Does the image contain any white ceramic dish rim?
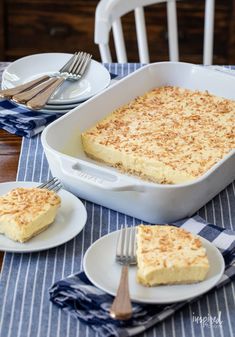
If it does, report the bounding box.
[41,62,235,192]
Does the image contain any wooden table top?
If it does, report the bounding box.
[0,129,21,266]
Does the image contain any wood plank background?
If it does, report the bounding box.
[0,0,235,64]
[0,130,21,266]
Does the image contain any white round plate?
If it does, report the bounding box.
[16,101,76,114]
[1,83,79,112]
[14,103,70,115]
[44,102,79,110]
[0,181,87,253]
[2,52,111,104]
[83,228,225,304]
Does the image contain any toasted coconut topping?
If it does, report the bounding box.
[137,225,209,269]
[0,187,61,226]
[82,86,235,183]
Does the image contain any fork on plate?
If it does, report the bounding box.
[38,177,63,193]
[0,52,79,99]
[0,51,92,110]
[14,51,92,110]
[109,226,137,320]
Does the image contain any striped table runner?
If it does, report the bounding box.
[0,64,235,337]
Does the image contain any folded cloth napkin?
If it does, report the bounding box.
[49,215,235,337]
[0,72,119,138]
[0,99,60,137]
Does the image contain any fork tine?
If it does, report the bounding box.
[130,227,136,262]
[59,52,78,73]
[116,226,137,264]
[38,177,57,188]
[79,54,92,76]
[72,52,86,75]
[67,52,82,73]
[73,53,92,76]
[46,180,62,192]
[68,52,84,74]
[49,183,62,193]
[38,177,63,192]
[116,225,125,260]
[125,226,131,258]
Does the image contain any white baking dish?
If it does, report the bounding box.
[41,62,235,223]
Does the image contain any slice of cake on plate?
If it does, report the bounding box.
[0,187,61,243]
[136,224,210,286]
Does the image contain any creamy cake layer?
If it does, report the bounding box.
[136,225,210,286]
[0,187,61,242]
[82,86,235,184]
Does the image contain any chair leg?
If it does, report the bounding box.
[203,0,214,65]
[113,18,127,63]
[167,0,179,62]
[99,44,112,63]
[134,7,150,63]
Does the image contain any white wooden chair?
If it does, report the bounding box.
[94,0,214,65]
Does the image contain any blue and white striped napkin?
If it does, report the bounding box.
[0,99,60,137]
[49,215,235,337]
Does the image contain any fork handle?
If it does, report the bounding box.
[26,77,65,110]
[110,265,132,320]
[12,77,58,104]
[0,75,50,99]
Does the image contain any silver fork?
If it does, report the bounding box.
[23,51,92,110]
[110,226,137,320]
[38,177,63,193]
[0,52,79,100]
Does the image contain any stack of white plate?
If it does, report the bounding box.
[1,53,111,114]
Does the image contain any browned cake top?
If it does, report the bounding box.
[84,86,235,179]
[137,225,209,269]
[0,187,61,226]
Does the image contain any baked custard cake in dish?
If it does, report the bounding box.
[81,86,235,184]
[0,187,61,243]
[136,225,209,286]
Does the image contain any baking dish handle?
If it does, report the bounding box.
[60,158,146,192]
